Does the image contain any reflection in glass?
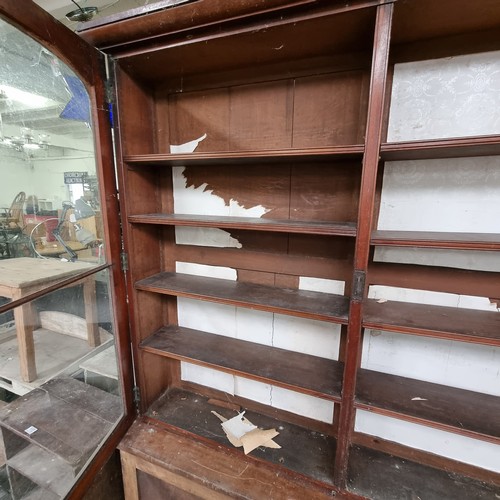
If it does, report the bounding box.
[0,18,104,264]
[0,270,121,498]
[0,17,122,499]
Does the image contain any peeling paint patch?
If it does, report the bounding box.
[173,166,270,216]
[175,227,243,248]
[173,166,270,248]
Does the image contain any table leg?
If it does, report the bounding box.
[13,302,36,383]
[83,277,100,347]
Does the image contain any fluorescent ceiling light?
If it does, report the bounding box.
[0,84,57,109]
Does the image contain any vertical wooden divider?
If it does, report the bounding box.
[333,1,394,488]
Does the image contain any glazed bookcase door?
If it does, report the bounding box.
[0,1,134,498]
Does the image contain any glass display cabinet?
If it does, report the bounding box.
[0,0,499,498]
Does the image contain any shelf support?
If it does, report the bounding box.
[333,1,394,488]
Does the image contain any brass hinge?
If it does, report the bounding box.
[352,270,366,302]
[133,386,141,409]
[120,252,128,272]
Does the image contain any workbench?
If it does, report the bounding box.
[0,257,101,382]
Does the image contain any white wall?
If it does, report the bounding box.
[1,152,96,210]
[364,50,500,472]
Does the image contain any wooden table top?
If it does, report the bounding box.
[0,257,97,290]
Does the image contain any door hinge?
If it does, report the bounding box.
[105,78,115,105]
[352,270,366,302]
[120,252,128,272]
[133,386,141,409]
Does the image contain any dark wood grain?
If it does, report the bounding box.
[356,369,500,442]
[140,326,343,401]
[293,71,369,148]
[136,272,350,323]
[124,146,364,165]
[363,299,500,346]
[87,4,376,80]
[173,244,353,282]
[368,262,500,299]
[334,2,394,488]
[80,0,379,52]
[371,230,500,251]
[129,213,357,237]
[381,135,500,160]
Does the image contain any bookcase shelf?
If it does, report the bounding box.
[129,214,357,237]
[124,146,365,166]
[140,325,343,402]
[371,230,500,251]
[380,135,500,161]
[356,369,500,443]
[136,272,350,324]
[363,299,500,346]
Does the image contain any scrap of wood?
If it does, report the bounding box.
[208,398,241,412]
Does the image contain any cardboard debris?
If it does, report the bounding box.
[212,410,281,454]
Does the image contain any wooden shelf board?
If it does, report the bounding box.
[356,369,500,443]
[129,213,357,237]
[7,444,76,497]
[145,387,337,486]
[140,325,343,401]
[363,299,500,346]
[381,135,500,161]
[136,272,350,324]
[348,444,500,500]
[123,146,364,166]
[371,230,500,251]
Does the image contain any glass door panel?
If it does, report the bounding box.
[0,15,125,499]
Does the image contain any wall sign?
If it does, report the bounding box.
[64,171,86,184]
